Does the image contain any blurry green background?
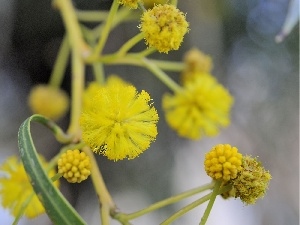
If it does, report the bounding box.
[0,0,298,224]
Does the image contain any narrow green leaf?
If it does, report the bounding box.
[18,114,87,225]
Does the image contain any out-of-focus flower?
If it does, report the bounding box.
[119,0,140,9]
[58,149,91,183]
[275,0,299,43]
[140,4,189,53]
[181,48,213,84]
[204,144,243,182]
[0,155,59,218]
[28,85,69,121]
[80,76,159,161]
[162,74,233,140]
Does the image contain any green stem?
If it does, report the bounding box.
[160,193,212,225]
[199,180,222,225]
[13,192,35,225]
[92,63,105,84]
[49,35,70,88]
[113,182,214,221]
[76,10,109,22]
[137,47,156,57]
[149,59,185,71]
[82,147,116,225]
[117,33,145,56]
[93,0,119,56]
[170,0,178,6]
[141,58,182,92]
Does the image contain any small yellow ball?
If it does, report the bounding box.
[57,149,91,183]
[28,85,69,121]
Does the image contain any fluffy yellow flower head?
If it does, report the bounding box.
[28,85,69,121]
[204,144,243,181]
[162,74,233,140]
[0,155,59,218]
[58,149,91,183]
[140,4,189,53]
[231,156,272,204]
[181,48,213,84]
[80,76,159,161]
[119,0,140,9]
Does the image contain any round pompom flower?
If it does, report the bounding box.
[204,144,243,182]
[119,0,139,9]
[140,4,189,53]
[80,76,159,161]
[162,74,233,140]
[231,155,272,204]
[58,149,91,183]
[0,155,59,218]
[28,85,69,121]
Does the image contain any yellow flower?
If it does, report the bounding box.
[0,155,59,218]
[162,74,233,139]
[181,48,213,84]
[80,76,159,161]
[140,4,189,53]
[142,0,167,8]
[58,149,91,183]
[231,156,272,204]
[204,144,243,182]
[28,85,69,121]
[119,0,140,9]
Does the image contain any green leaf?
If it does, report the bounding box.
[18,114,87,225]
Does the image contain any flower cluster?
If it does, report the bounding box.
[162,74,233,140]
[58,149,91,183]
[80,76,159,161]
[140,4,189,53]
[28,85,69,121]
[0,155,59,218]
[204,144,243,182]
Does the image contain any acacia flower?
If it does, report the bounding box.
[80,76,159,161]
[181,48,213,84]
[162,74,233,140]
[230,155,272,204]
[28,85,69,121]
[119,0,140,9]
[204,144,243,182]
[57,149,91,183]
[0,155,59,218]
[140,4,189,53]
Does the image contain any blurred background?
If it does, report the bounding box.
[0,0,298,224]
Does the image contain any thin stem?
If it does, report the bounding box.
[76,10,109,22]
[12,192,35,225]
[117,33,145,56]
[53,0,88,138]
[199,180,222,225]
[113,182,214,221]
[160,193,212,225]
[170,0,178,6]
[49,35,70,88]
[82,147,115,225]
[141,58,182,92]
[137,47,156,57]
[92,63,105,84]
[149,59,185,72]
[93,0,119,56]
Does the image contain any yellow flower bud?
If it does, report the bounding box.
[58,150,91,183]
[204,144,243,182]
